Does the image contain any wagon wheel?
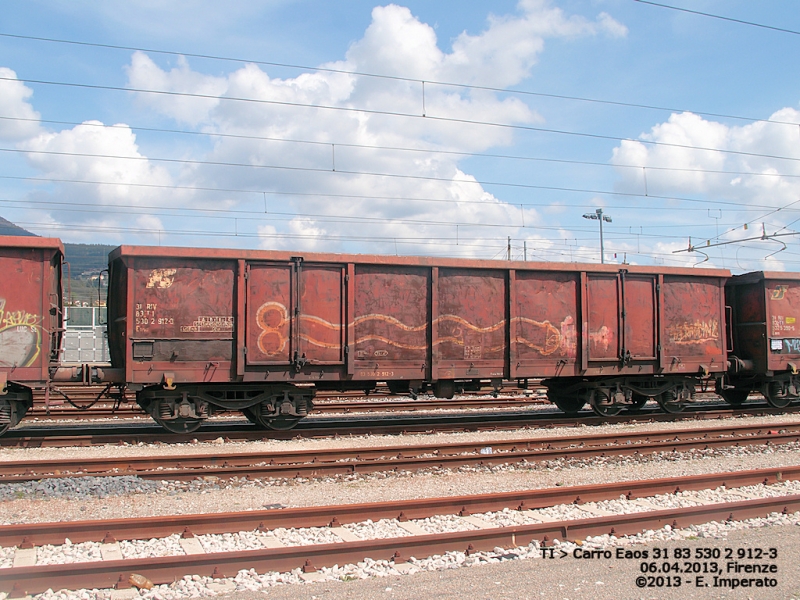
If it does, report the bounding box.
[590,389,623,417]
[264,416,302,430]
[152,414,203,434]
[150,399,203,434]
[433,380,456,400]
[242,407,302,431]
[718,388,750,406]
[626,393,649,413]
[547,391,586,415]
[242,407,261,426]
[0,399,21,437]
[765,381,794,409]
[656,390,685,414]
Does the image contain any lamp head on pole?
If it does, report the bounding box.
[583,208,611,264]
[583,208,611,222]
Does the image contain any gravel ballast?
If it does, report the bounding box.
[2,412,800,599]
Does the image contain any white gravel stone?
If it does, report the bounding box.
[414,513,478,534]
[4,411,800,597]
[342,518,411,540]
[0,544,16,568]
[119,534,184,559]
[271,526,341,546]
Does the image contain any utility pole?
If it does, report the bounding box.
[583,208,612,264]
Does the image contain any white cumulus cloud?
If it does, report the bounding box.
[0,68,41,142]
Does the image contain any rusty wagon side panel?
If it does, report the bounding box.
[0,236,63,386]
[108,253,238,386]
[727,271,800,375]
[661,275,727,374]
[352,264,429,382]
[511,271,579,378]
[108,245,731,390]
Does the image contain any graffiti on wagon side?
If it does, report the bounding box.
[0,299,42,368]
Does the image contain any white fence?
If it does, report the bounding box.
[62,306,110,364]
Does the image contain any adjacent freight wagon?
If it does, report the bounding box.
[0,236,64,433]
[106,245,731,432]
[724,271,800,408]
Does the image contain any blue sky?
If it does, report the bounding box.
[1,1,799,271]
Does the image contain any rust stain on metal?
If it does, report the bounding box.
[145,268,176,289]
[437,269,506,362]
[133,261,234,340]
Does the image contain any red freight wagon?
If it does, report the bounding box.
[724,271,800,407]
[0,236,64,433]
[106,245,730,431]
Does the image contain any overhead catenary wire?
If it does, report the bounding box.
[1,115,799,181]
[2,28,798,267]
[0,148,800,213]
[633,1,800,37]
[2,75,800,165]
[1,30,798,127]
[0,174,768,225]
[8,217,761,267]
[0,196,754,234]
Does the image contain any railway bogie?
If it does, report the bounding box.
[135,382,315,432]
[0,383,31,435]
[545,375,699,416]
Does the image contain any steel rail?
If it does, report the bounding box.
[2,422,797,477]
[2,423,798,482]
[7,403,800,448]
[28,396,547,420]
[2,465,796,549]
[4,491,799,594]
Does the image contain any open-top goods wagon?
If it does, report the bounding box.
[723,271,800,408]
[0,236,64,433]
[106,245,731,432]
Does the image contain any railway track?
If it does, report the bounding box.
[6,402,800,448]
[31,384,549,420]
[3,466,798,595]
[28,396,548,420]
[3,422,798,482]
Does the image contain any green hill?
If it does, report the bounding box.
[0,218,114,304]
[0,216,36,236]
[63,243,115,305]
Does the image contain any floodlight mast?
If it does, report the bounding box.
[582,208,612,264]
